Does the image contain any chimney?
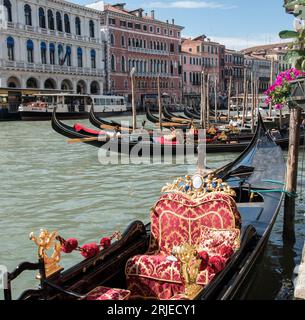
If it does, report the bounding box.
[151,10,155,19]
[172,18,175,25]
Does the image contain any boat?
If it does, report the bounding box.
[3,114,286,300]
[146,106,192,130]
[162,105,193,123]
[89,105,134,133]
[18,94,127,121]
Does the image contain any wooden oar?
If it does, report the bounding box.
[100,123,132,132]
[67,137,105,144]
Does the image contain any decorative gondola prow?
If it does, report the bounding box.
[29,229,63,279]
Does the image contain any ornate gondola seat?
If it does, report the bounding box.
[125,185,241,300]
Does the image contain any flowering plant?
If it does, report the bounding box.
[265,68,305,110]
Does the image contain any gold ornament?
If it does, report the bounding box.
[172,244,203,299]
[29,229,63,279]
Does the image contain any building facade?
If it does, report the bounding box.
[244,54,279,93]
[181,36,225,87]
[0,0,104,94]
[88,2,183,109]
[224,49,245,93]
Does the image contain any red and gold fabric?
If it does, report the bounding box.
[126,191,241,300]
[149,192,241,255]
[85,286,130,300]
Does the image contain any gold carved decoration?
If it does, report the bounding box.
[172,244,203,299]
[29,229,63,279]
[162,174,236,200]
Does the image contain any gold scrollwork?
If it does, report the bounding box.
[162,174,236,199]
[29,229,63,279]
[172,244,203,299]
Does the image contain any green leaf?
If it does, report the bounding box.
[279,30,300,39]
[284,50,305,65]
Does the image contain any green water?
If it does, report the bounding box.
[0,115,304,299]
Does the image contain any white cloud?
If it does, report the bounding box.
[146,1,236,10]
[208,34,288,51]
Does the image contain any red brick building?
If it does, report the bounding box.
[94,3,184,109]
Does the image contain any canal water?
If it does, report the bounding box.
[0,115,304,300]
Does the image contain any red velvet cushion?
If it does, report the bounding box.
[125,254,212,286]
[86,286,130,300]
[198,227,240,257]
[149,192,241,255]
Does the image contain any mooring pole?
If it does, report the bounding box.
[131,67,136,131]
[227,76,232,122]
[214,78,218,123]
[206,74,210,128]
[157,75,162,131]
[200,71,206,129]
[269,58,274,117]
[284,106,301,243]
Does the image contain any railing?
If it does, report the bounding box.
[0,60,103,76]
[127,47,169,56]
[135,72,171,77]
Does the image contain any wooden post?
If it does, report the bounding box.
[214,78,217,123]
[157,75,162,131]
[283,107,301,243]
[242,79,249,127]
[251,73,255,133]
[236,82,239,118]
[207,74,210,128]
[227,76,232,122]
[131,67,136,131]
[200,71,206,129]
[269,58,274,117]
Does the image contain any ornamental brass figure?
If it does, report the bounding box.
[29,229,63,278]
[173,244,202,299]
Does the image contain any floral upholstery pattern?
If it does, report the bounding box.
[126,191,241,300]
[85,286,130,300]
[149,192,241,255]
[198,227,241,256]
[125,254,212,285]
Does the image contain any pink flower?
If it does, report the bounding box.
[275,104,283,110]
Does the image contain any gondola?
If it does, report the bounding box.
[89,105,134,133]
[146,105,192,130]
[52,108,295,155]
[184,106,200,120]
[4,113,286,300]
[163,105,192,122]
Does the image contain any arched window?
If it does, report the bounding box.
[77,47,83,68]
[110,34,114,46]
[121,35,125,47]
[58,44,64,65]
[4,0,12,22]
[48,10,54,30]
[7,36,14,61]
[24,4,32,26]
[39,8,46,28]
[26,39,34,63]
[121,56,125,72]
[91,49,96,69]
[111,54,115,71]
[56,12,62,31]
[41,42,47,64]
[89,20,95,38]
[64,14,70,33]
[66,46,72,66]
[49,43,55,65]
[75,17,81,35]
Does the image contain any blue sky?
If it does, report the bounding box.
[73,0,293,50]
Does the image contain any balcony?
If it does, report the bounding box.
[135,72,172,78]
[0,60,104,77]
[127,46,169,56]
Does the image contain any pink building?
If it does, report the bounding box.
[95,3,184,109]
[182,36,225,90]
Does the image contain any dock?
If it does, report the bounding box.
[294,242,305,300]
